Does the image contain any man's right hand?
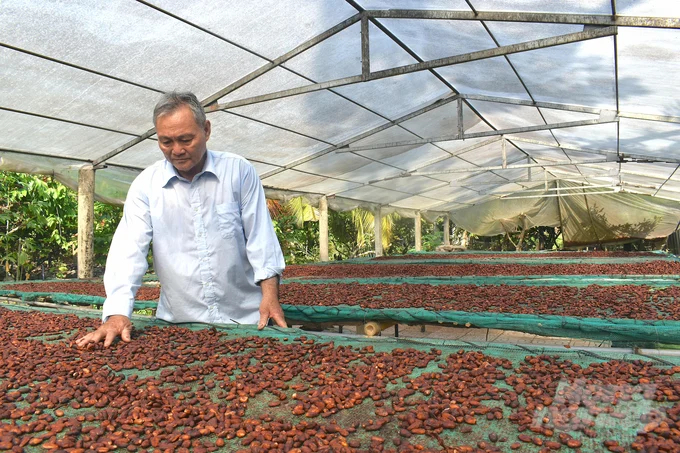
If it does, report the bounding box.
[75,315,133,348]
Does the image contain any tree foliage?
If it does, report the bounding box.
[9,173,637,282]
[0,171,122,280]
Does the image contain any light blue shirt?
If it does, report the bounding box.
[102,150,285,325]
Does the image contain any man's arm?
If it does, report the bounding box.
[76,178,152,347]
[238,161,286,327]
[257,276,286,329]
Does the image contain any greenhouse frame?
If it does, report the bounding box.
[1,0,680,271]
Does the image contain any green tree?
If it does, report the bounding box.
[0,171,123,280]
[268,198,403,261]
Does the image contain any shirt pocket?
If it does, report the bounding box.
[215,202,241,239]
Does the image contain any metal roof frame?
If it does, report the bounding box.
[1,0,678,219]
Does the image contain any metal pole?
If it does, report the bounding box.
[457,98,464,138]
[337,118,618,153]
[365,10,680,29]
[319,196,329,262]
[461,93,680,124]
[415,212,422,251]
[260,94,460,180]
[77,165,95,279]
[209,27,617,111]
[361,14,370,81]
[91,14,362,166]
[411,158,608,177]
[374,206,383,257]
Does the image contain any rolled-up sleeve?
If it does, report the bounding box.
[101,179,153,321]
[238,161,285,283]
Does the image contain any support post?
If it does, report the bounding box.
[457,98,464,138]
[443,215,451,246]
[77,165,95,279]
[361,14,370,81]
[374,207,383,257]
[319,196,329,262]
[415,212,422,251]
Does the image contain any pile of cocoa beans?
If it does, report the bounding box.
[1,307,680,452]
[285,261,680,279]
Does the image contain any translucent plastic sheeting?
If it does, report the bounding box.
[58,166,140,206]
[551,123,619,158]
[451,180,680,244]
[397,100,482,141]
[559,183,680,247]
[372,176,448,196]
[208,112,328,166]
[0,110,132,160]
[617,0,680,17]
[450,188,559,236]
[294,150,377,179]
[363,144,451,173]
[219,67,310,104]
[356,0,470,12]
[472,0,612,14]
[107,139,165,169]
[496,28,617,109]
[509,142,573,162]
[378,19,497,62]
[618,27,680,117]
[154,0,358,61]
[0,152,136,205]
[0,151,86,176]
[288,23,452,119]
[0,47,157,135]
[331,185,413,206]
[457,139,527,168]
[287,180,363,200]
[284,22,362,81]
[391,195,447,211]
[0,0,268,99]
[335,161,409,186]
[1,0,679,231]
[259,169,328,192]
[230,90,386,145]
[619,118,680,161]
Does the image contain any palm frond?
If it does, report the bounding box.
[351,208,399,250]
[285,197,318,227]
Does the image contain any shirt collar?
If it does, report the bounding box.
[160,150,218,187]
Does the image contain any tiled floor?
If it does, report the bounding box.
[291,322,607,348]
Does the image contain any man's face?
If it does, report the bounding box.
[156,105,211,181]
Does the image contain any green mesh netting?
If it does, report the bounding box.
[4,275,680,346]
[2,302,680,452]
[0,290,157,310]
[281,305,680,346]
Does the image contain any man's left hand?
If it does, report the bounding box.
[258,296,287,329]
[258,276,287,329]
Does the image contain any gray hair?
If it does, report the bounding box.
[153,91,206,127]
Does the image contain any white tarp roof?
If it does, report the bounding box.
[1,1,680,231]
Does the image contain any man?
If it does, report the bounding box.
[76,91,286,348]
